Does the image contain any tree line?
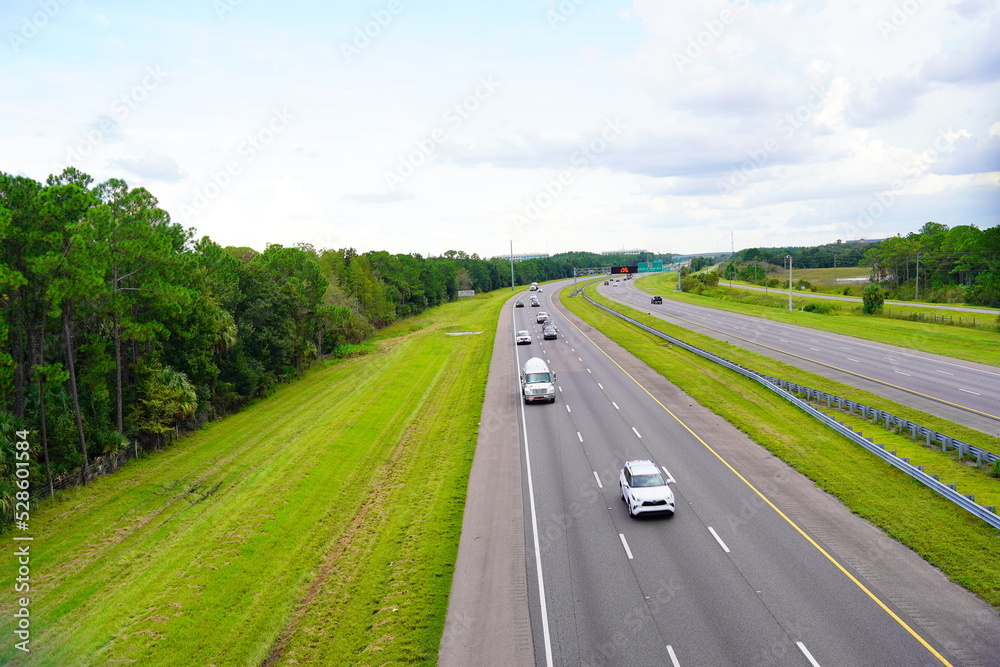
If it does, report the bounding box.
[0,168,674,507]
[725,224,999,306]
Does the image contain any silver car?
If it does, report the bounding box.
[619,460,675,517]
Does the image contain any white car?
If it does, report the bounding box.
[515,330,532,345]
[619,460,675,518]
[536,311,550,323]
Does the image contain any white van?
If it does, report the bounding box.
[521,357,556,404]
[529,282,538,291]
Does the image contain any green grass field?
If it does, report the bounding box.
[3,274,998,667]
[564,280,1000,609]
[641,271,1000,366]
[0,292,505,666]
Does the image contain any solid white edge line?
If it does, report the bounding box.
[632,426,642,439]
[661,465,676,484]
[797,641,822,667]
[513,307,555,667]
[593,471,602,488]
[708,526,730,553]
[618,533,634,559]
[666,645,681,667]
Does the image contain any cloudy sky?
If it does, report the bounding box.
[3,0,998,258]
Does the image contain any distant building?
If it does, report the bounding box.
[497,252,550,262]
[601,249,648,256]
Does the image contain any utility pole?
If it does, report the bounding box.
[915,252,921,301]
[833,255,838,288]
[786,255,793,311]
[729,229,734,288]
[509,240,514,291]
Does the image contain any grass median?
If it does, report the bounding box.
[563,281,1000,610]
[639,271,1000,367]
[0,291,506,666]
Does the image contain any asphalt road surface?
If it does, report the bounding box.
[441,280,1000,667]
[601,276,1000,437]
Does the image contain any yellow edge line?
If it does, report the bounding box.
[554,285,955,667]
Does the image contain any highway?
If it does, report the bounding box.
[440,280,1000,667]
[599,276,1000,437]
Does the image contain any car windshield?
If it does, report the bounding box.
[631,473,665,488]
[518,331,529,336]
[525,372,550,383]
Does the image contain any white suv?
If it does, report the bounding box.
[536,311,550,323]
[619,460,675,518]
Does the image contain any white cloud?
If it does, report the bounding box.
[1,0,996,257]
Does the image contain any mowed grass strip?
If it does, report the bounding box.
[640,271,1000,366]
[0,293,503,666]
[564,282,1000,609]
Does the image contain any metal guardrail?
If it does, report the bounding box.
[765,381,998,466]
[582,291,1000,530]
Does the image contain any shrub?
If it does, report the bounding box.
[862,284,886,315]
[802,302,834,314]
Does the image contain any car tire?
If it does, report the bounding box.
[619,484,625,502]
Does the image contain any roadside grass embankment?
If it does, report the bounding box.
[564,281,1000,609]
[0,292,505,666]
[641,271,1000,366]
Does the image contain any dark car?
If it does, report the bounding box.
[515,300,524,307]
[542,325,557,340]
[651,296,662,304]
